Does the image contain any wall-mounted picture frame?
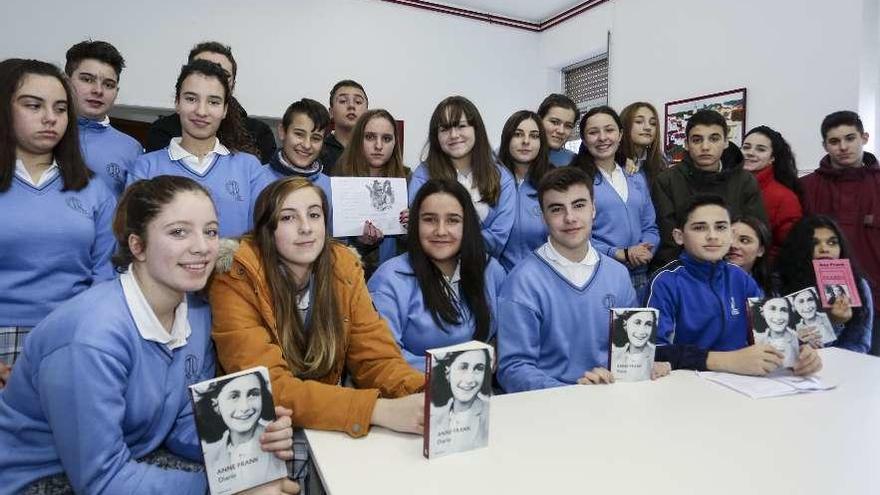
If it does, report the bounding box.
[664,87,747,163]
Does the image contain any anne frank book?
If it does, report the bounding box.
[785,287,837,345]
[423,341,492,459]
[747,297,798,368]
[189,366,287,495]
[608,308,658,382]
[813,259,862,308]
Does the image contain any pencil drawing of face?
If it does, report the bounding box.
[446,350,487,406]
[213,374,263,435]
[624,310,654,349]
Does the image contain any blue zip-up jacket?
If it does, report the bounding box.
[549,148,575,167]
[499,178,546,271]
[408,162,515,259]
[0,280,215,494]
[78,117,142,197]
[497,251,637,392]
[368,253,506,370]
[646,252,762,370]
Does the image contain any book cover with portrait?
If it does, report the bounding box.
[747,297,798,368]
[423,341,492,459]
[785,287,837,345]
[189,366,287,495]
[813,259,862,308]
[608,308,658,382]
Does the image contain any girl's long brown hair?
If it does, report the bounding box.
[620,102,667,186]
[339,109,409,179]
[424,96,500,205]
[251,177,343,379]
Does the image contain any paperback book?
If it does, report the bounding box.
[608,307,658,382]
[785,287,837,345]
[813,258,862,307]
[423,341,492,459]
[189,366,287,495]
[747,297,799,368]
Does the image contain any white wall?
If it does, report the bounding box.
[538,0,878,171]
[0,0,545,167]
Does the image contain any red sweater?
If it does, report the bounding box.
[801,152,880,299]
[753,166,802,258]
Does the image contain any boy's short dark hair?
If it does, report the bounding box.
[281,98,330,133]
[685,109,728,140]
[329,79,367,106]
[536,166,593,210]
[64,40,126,78]
[537,93,580,123]
[187,41,236,80]
[821,110,864,140]
[677,193,731,228]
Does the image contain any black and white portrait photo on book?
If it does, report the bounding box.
[748,297,799,368]
[190,366,287,494]
[786,287,837,345]
[609,308,658,382]
[425,342,492,459]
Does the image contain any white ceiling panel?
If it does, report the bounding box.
[421,0,588,24]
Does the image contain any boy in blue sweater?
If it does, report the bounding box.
[497,167,670,393]
[65,40,142,196]
[646,194,822,375]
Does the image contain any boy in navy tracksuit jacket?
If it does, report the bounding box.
[646,195,822,376]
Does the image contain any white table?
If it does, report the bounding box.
[306,348,880,495]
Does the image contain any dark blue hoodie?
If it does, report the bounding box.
[646,252,762,370]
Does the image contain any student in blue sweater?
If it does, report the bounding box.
[267,98,332,198]
[127,59,273,237]
[368,179,506,370]
[338,108,411,279]
[497,110,553,271]
[538,93,579,167]
[646,194,822,375]
[64,40,142,196]
[0,59,116,374]
[0,176,298,494]
[775,215,873,353]
[573,106,659,301]
[496,167,669,393]
[409,96,515,258]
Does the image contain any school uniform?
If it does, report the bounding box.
[499,178,546,272]
[496,242,637,392]
[128,138,274,237]
[368,254,507,370]
[549,148,576,167]
[0,270,215,494]
[265,150,332,199]
[408,162,516,259]
[646,252,762,370]
[590,164,659,302]
[0,164,116,363]
[78,116,142,197]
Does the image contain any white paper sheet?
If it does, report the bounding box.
[698,371,836,399]
[330,177,408,237]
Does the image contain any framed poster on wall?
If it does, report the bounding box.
[664,88,747,163]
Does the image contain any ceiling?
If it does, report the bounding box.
[396,0,592,24]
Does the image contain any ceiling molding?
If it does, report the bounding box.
[378,0,610,32]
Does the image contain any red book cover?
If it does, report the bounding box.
[813,259,862,308]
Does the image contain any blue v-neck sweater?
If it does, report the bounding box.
[78,117,142,197]
[497,252,636,392]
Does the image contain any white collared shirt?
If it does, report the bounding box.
[456,169,489,222]
[297,286,311,323]
[537,238,599,287]
[121,265,191,350]
[98,116,111,127]
[598,163,628,203]
[168,137,229,174]
[15,158,59,187]
[443,261,462,300]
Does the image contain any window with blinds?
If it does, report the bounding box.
[562,53,609,152]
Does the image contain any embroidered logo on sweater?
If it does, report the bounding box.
[730,296,741,316]
[106,162,123,183]
[65,197,90,217]
[226,180,243,201]
[603,293,617,309]
[185,354,200,383]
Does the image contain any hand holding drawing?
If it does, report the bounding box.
[357,221,385,246]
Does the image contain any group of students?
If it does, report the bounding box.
[0,37,877,494]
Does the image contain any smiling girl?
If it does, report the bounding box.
[620,102,668,188]
[409,96,515,258]
[127,59,273,237]
[0,59,116,373]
